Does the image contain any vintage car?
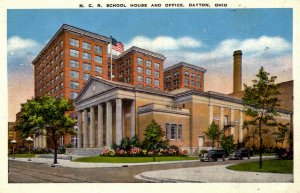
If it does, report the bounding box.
[228,148,250,160]
[200,149,226,162]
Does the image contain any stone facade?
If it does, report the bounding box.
[74,77,292,155]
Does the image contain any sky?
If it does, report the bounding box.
[7,9,293,122]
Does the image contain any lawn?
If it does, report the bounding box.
[8,154,36,158]
[227,159,293,174]
[74,156,198,163]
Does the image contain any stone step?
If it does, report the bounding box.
[66,148,102,156]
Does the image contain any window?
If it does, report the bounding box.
[174,79,179,85]
[59,93,63,99]
[146,69,151,75]
[70,49,79,58]
[154,71,160,78]
[60,61,63,68]
[184,71,189,77]
[70,81,79,89]
[137,58,143,65]
[70,38,79,47]
[83,52,91,60]
[50,50,54,56]
[95,66,102,73]
[70,92,78,99]
[171,124,177,140]
[55,85,59,93]
[59,136,64,146]
[173,72,179,77]
[197,75,201,81]
[191,80,195,86]
[165,75,171,81]
[154,62,160,69]
[70,60,79,68]
[191,73,195,79]
[165,123,170,139]
[83,63,91,71]
[184,78,189,86]
[55,56,58,61]
[137,75,143,82]
[83,73,90,80]
[60,72,63,79]
[82,42,91,50]
[137,66,143,73]
[59,82,63,89]
[70,126,78,147]
[154,79,160,86]
[55,65,59,71]
[196,82,201,88]
[95,45,102,53]
[146,77,151,84]
[60,40,64,47]
[178,124,182,140]
[95,56,102,63]
[146,60,151,67]
[55,76,59,82]
[70,71,79,79]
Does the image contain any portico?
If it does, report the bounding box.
[76,98,136,148]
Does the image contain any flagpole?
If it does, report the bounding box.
[110,37,113,81]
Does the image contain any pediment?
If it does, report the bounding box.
[76,78,115,102]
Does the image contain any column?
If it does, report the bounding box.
[83,109,88,148]
[97,104,103,148]
[230,109,235,136]
[77,111,82,148]
[209,104,213,124]
[239,110,243,142]
[90,107,95,147]
[116,99,122,145]
[106,101,112,148]
[220,107,224,130]
[43,129,47,148]
[130,100,136,138]
[33,134,36,147]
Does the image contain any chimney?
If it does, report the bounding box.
[233,50,242,93]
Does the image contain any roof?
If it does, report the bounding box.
[32,24,111,64]
[164,62,207,73]
[115,46,166,60]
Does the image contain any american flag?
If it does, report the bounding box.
[111,38,124,53]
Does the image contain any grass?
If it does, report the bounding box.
[8,154,36,158]
[227,159,293,174]
[253,153,276,156]
[74,156,199,163]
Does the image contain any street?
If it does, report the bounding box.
[8,159,255,183]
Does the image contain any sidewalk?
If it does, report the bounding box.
[135,164,293,183]
[9,157,199,168]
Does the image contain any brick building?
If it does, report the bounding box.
[164,62,206,92]
[30,24,292,154]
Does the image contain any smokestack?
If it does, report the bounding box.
[233,50,242,93]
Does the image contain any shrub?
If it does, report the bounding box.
[199,150,208,156]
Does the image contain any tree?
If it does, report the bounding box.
[273,123,289,148]
[242,67,281,169]
[220,135,234,156]
[204,121,221,149]
[142,120,166,151]
[16,96,76,164]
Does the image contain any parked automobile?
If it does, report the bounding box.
[229,148,250,160]
[200,149,226,162]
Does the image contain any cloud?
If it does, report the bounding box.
[125,36,203,52]
[7,36,43,70]
[7,36,42,121]
[125,35,292,94]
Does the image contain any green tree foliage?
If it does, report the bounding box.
[220,135,235,156]
[273,123,289,147]
[242,67,281,169]
[16,96,76,164]
[204,121,220,149]
[143,120,167,151]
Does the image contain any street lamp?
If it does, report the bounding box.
[26,137,33,161]
[10,139,17,159]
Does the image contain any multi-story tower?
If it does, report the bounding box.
[164,62,206,92]
[32,24,111,100]
[113,46,166,91]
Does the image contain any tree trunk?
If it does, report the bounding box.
[259,124,263,169]
[212,139,214,149]
[53,141,58,164]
